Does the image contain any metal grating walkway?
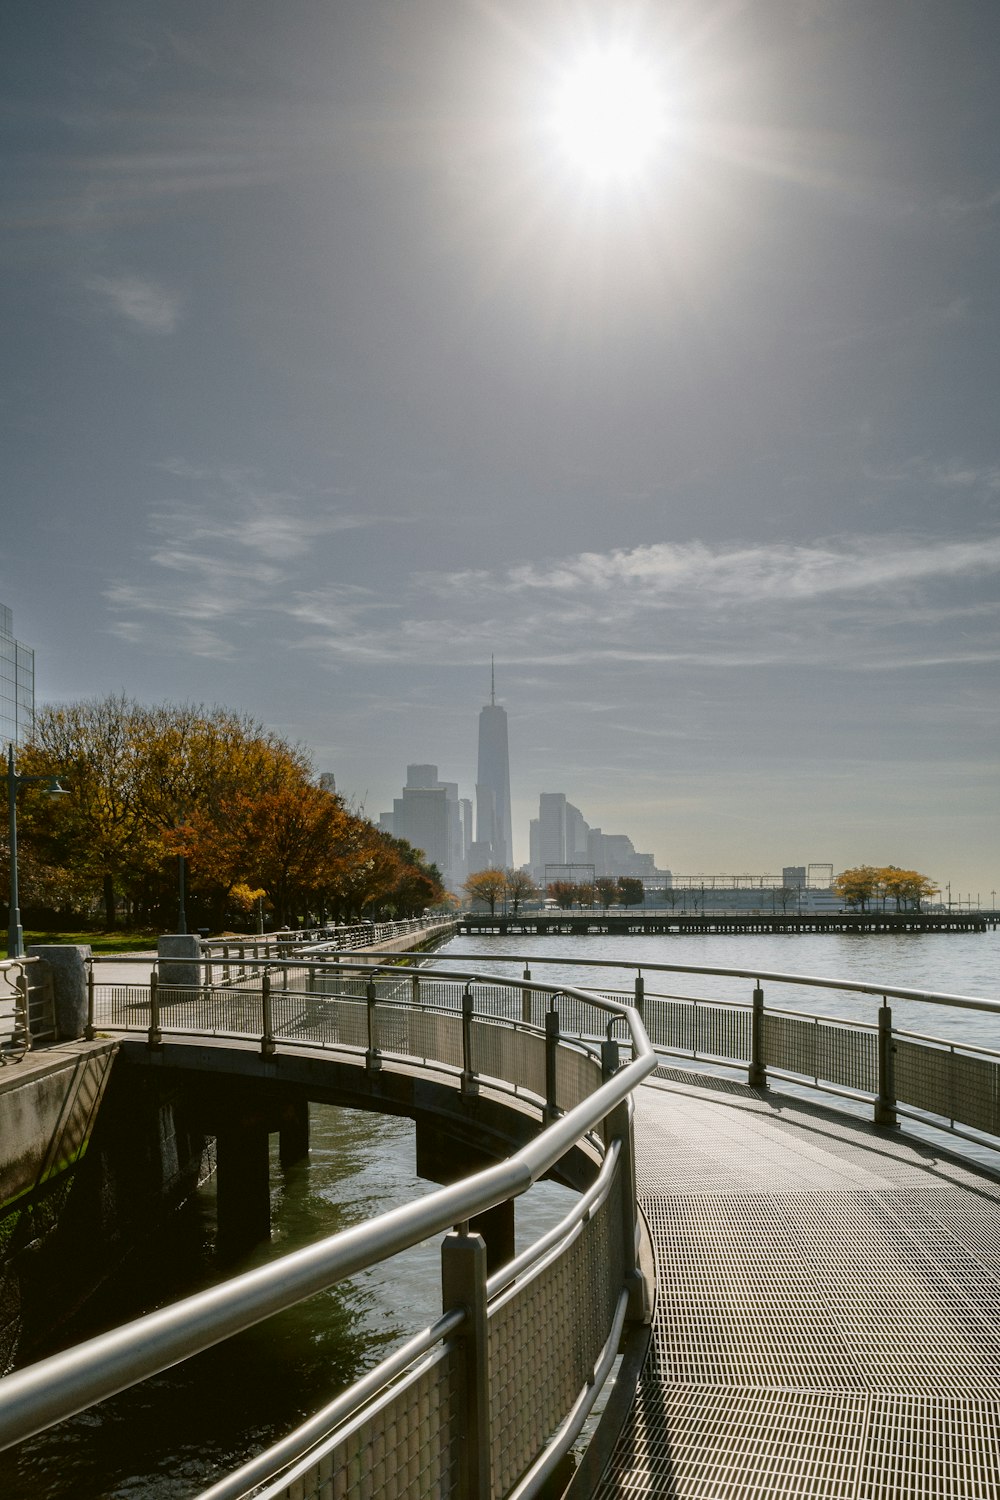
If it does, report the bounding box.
[595,1069,1000,1498]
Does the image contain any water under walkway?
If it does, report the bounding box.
[594,1069,1000,1498]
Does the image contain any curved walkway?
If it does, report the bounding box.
[597,1069,1000,1498]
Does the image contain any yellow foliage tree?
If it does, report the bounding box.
[465,868,507,916]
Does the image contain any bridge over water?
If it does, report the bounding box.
[2,945,999,1497]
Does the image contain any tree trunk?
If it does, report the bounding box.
[103,872,117,928]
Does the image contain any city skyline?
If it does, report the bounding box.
[3,4,998,894]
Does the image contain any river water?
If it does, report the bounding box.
[3,928,998,1497]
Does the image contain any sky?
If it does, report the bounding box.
[3,0,999,897]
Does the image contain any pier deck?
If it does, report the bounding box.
[595,1070,1000,1497]
[457,911,988,936]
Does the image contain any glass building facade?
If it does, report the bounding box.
[0,603,35,747]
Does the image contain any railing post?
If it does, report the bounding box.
[544,1003,560,1122]
[604,1099,650,1324]
[84,962,96,1041]
[521,965,532,1025]
[148,972,162,1049]
[634,972,644,1019]
[261,972,275,1058]
[748,984,766,1088]
[461,982,478,1095]
[602,1030,620,1081]
[875,1000,896,1126]
[441,1226,491,1500]
[365,979,381,1071]
[14,970,29,1055]
[411,971,420,1007]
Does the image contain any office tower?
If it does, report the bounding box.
[0,603,34,747]
[537,793,568,874]
[380,765,467,891]
[475,660,513,870]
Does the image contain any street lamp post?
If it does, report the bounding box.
[5,744,70,959]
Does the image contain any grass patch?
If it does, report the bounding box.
[1,930,161,959]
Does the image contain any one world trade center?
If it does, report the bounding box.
[475,660,513,871]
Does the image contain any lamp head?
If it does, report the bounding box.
[45,779,70,799]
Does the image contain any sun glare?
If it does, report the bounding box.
[548,46,667,183]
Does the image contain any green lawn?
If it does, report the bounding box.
[1,930,161,959]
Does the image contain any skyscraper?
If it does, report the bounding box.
[475,660,513,871]
[0,603,34,748]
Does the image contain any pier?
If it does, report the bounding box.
[458,909,989,936]
[2,946,1000,1496]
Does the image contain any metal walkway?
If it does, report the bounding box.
[597,1068,1000,1498]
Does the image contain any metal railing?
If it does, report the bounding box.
[415,950,1000,1151]
[83,943,1000,1151]
[200,915,456,967]
[0,957,31,1061]
[1,963,656,1500]
[0,955,55,1060]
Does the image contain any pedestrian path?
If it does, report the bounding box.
[596,1067,1000,1498]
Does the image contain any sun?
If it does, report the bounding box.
[548,45,667,183]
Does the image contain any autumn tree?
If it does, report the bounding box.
[876,866,938,912]
[465,868,507,916]
[16,694,444,932]
[833,866,881,911]
[618,877,645,908]
[595,877,619,909]
[547,881,578,910]
[835,865,937,913]
[504,868,537,915]
[18,694,155,926]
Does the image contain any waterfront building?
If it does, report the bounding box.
[529,791,659,885]
[0,603,34,748]
[475,662,513,871]
[380,765,467,892]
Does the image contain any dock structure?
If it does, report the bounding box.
[458,910,989,936]
[590,1068,1000,1498]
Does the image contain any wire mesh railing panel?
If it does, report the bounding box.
[411,978,465,1013]
[765,1014,878,1092]
[469,1020,547,1098]
[473,982,523,1021]
[555,1043,604,1113]
[895,1041,1000,1136]
[262,1344,465,1500]
[92,985,153,1031]
[401,1009,464,1070]
[276,994,369,1049]
[642,997,751,1063]
[554,992,611,1039]
[489,1167,625,1495]
[307,971,370,1000]
[371,1003,464,1072]
[158,986,264,1036]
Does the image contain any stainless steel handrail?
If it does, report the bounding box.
[200,1138,627,1500]
[0,978,654,1455]
[403,950,1000,1013]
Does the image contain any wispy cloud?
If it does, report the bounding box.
[107,520,1000,676]
[87,272,182,333]
[105,472,405,651]
[422,535,1000,606]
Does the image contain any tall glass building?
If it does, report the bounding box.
[475,662,513,871]
[0,603,35,747]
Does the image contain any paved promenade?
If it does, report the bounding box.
[598,1069,1000,1498]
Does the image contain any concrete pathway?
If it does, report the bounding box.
[596,1068,1000,1498]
